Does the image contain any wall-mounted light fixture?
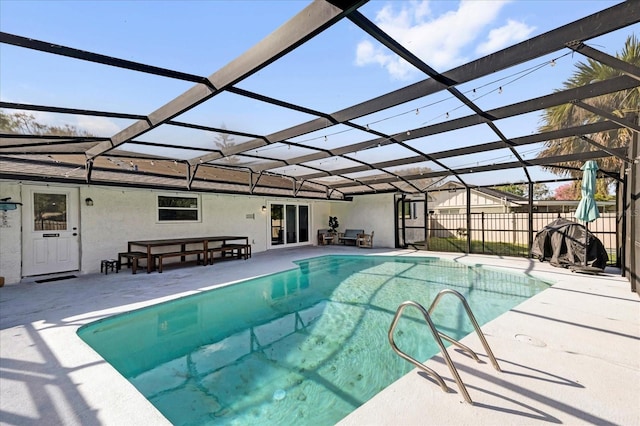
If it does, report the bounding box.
[85,197,94,206]
[0,197,22,211]
[261,205,267,212]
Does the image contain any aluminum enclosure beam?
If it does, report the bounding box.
[567,42,640,81]
[189,1,639,164]
[84,0,367,160]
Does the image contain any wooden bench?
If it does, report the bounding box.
[154,250,205,273]
[209,244,251,264]
[338,229,364,245]
[117,251,147,274]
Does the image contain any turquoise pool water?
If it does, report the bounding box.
[78,255,550,425]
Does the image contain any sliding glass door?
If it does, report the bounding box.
[270,203,309,247]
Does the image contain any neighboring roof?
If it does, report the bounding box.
[477,187,528,203]
[431,181,527,204]
[1,1,638,200]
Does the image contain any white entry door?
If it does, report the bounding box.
[22,186,80,276]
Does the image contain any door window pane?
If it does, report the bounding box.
[271,205,284,245]
[286,205,297,244]
[34,193,67,231]
[299,205,309,243]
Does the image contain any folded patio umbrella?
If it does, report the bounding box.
[574,160,601,269]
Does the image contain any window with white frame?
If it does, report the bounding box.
[157,195,200,222]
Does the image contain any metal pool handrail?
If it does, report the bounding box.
[429,288,502,372]
[388,289,501,404]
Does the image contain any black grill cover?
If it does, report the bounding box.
[531,218,608,270]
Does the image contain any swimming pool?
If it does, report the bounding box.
[78,255,550,425]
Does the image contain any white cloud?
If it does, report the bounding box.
[75,115,121,136]
[476,19,535,55]
[356,40,385,67]
[355,0,526,80]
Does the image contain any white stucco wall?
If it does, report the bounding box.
[3,181,380,284]
[0,181,23,284]
[330,193,395,248]
[78,187,277,276]
[312,201,331,244]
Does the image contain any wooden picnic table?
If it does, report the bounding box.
[128,236,249,273]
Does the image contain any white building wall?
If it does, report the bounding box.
[313,201,331,244]
[78,187,274,277]
[429,189,510,213]
[3,181,380,284]
[0,181,22,284]
[331,193,394,248]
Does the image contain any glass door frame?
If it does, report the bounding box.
[267,201,311,249]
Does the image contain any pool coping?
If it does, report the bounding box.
[1,247,638,425]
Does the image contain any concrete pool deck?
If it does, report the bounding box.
[1,247,638,425]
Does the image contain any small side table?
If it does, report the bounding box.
[100,259,119,274]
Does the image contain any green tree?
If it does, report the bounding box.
[532,183,552,200]
[493,183,551,200]
[0,110,91,136]
[397,166,434,190]
[536,34,639,197]
[494,183,525,197]
[0,111,13,131]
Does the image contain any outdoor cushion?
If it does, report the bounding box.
[339,229,364,245]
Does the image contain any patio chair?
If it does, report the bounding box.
[317,229,334,245]
[356,231,374,248]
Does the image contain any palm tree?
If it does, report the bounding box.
[537,34,639,196]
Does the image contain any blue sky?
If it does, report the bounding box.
[0,0,635,189]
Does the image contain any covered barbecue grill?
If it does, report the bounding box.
[531,218,609,270]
